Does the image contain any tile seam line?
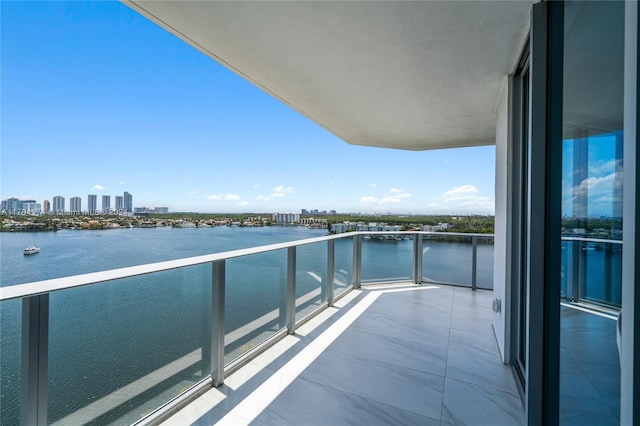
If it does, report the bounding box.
[292,374,443,424]
[214,291,382,426]
[215,284,443,425]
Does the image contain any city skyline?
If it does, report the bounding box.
[0,2,499,215]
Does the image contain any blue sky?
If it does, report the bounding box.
[1,1,496,215]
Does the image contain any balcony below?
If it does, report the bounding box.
[163,284,525,425]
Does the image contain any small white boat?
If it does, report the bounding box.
[23,246,40,255]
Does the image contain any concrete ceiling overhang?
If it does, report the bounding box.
[124,1,534,151]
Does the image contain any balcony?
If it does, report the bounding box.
[0,231,620,425]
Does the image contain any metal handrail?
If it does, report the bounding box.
[2,229,494,425]
[0,231,493,301]
[561,236,622,244]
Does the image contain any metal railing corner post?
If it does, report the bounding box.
[327,239,335,306]
[413,233,423,284]
[21,294,49,426]
[211,260,225,387]
[352,234,362,289]
[471,236,478,290]
[286,247,296,334]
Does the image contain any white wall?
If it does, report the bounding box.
[493,77,510,362]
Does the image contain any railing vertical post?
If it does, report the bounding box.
[352,234,362,289]
[413,233,423,284]
[286,247,296,334]
[211,260,225,387]
[327,239,335,306]
[21,294,49,426]
[471,236,478,290]
[568,240,580,302]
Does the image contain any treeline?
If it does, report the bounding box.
[324,214,494,234]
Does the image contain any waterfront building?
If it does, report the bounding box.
[421,222,450,232]
[22,202,41,213]
[87,194,97,214]
[1,197,20,212]
[52,196,65,214]
[70,197,81,214]
[102,195,111,214]
[43,200,50,214]
[134,207,150,214]
[153,207,169,214]
[272,212,299,224]
[330,221,360,234]
[124,191,133,213]
[356,222,401,233]
[115,195,124,211]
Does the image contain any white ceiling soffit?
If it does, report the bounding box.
[124,1,534,151]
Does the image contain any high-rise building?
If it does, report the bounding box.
[87,194,97,214]
[115,195,124,211]
[1,197,19,212]
[124,192,133,213]
[52,196,65,214]
[70,197,82,213]
[43,200,50,214]
[102,195,111,214]
[23,202,41,213]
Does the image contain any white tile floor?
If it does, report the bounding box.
[162,284,525,426]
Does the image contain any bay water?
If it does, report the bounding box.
[1,226,493,424]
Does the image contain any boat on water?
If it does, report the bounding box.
[23,246,40,255]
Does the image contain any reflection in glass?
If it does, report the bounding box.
[333,237,353,297]
[225,251,286,363]
[0,299,21,425]
[560,1,623,423]
[47,265,211,425]
[361,235,412,284]
[296,242,327,320]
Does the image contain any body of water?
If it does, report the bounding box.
[1,226,492,425]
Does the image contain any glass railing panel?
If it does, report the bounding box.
[333,237,353,297]
[0,299,21,425]
[561,239,569,298]
[562,238,623,307]
[47,264,211,425]
[580,241,622,307]
[295,242,327,320]
[361,234,412,284]
[476,236,495,290]
[224,250,286,364]
[422,234,473,287]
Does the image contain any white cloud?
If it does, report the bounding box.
[394,193,412,199]
[236,201,248,207]
[91,184,108,191]
[379,196,401,204]
[369,183,377,188]
[273,185,294,194]
[253,184,260,189]
[359,188,412,205]
[431,184,494,213]
[257,185,294,201]
[360,196,378,203]
[117,181,125,185]
[443,185,479,197]
[208,193,241,201]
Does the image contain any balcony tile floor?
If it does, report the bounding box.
[162,284,525,426]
